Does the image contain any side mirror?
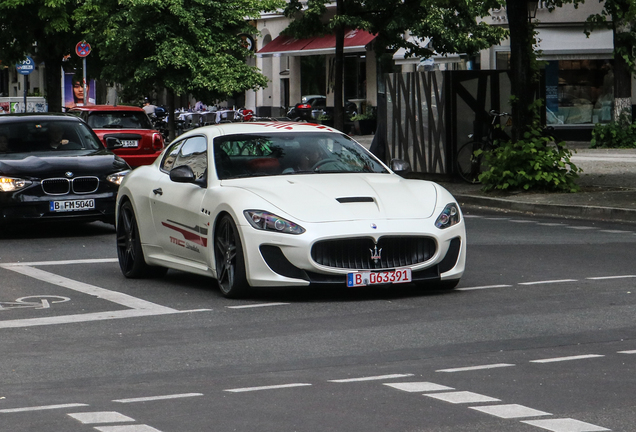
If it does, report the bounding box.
[390,158,411,174]
[169,165,207,188]
[105,137,122,150]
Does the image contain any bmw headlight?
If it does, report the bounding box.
[0,177,32,192]
[244,210,305,235]
[435,203,461,229]
[106,170,131,186]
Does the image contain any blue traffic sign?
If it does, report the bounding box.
[16,56,35,75]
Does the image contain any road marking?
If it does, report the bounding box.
[521,418,610,431]
[224,383,311,393]
[0,265,174,312]
[530,354,604,363]
[0,403,88,413]
[519,279,577,286]
[383,382,454,392]
[68,411,135,424]
[617,350,636,354]
[470,404,551,419]
[587,275,636,280]
[226,303,290,309]
[456,284,512,291]
[436,363,514,373]
[599,229,633,234]
[2,258,118,267]
[537,223,566,226]
[329,373,413,383]
[463,215,482,218]
[424,391,500,404]
[113,393,203,403]
[566,226,597,230]
[95,426,162,432]
[508,219,533,223]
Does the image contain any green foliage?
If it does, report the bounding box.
[480,104,581,193]
[350,111,375,121]
[590,113,636,148]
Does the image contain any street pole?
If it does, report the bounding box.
[83,57,87,106]
[23,75,27,112]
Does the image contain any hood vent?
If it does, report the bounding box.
[336,197,375,204]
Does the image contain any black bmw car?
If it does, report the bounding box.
[0,114,130,226]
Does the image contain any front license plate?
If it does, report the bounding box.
[50,199,95,212]
[120,140,138,148]
[347,268,412,287]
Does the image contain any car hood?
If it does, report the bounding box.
[0,150,129,178]
[226,174,439,223]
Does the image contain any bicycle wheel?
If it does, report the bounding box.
[456,141,488,184]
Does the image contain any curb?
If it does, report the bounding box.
[455,194,636,224]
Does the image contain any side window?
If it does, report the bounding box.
[162,136,208,180]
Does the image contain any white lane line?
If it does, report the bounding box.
[436,363,514,373]
[521,418,610,431]
[1,265,175,312]
[587,275,636,280]
[470,404,551,419]
[0,403,88,413]
[509,220,533,223]
[519,279,577,286]
[95,426,163,432]
[484,217,510,220]
[456,284,512,291]
[530,354,604,364]
[329,374,413,383]
[226,303,290,309]
[599,229,633,234]
[0,309,180,329]
[113,393,203,403]
[617,350,636,354]
[68,412,135,424]
[425,391,500,404]
[383,382,454,392]
[463,215,482,218]
[1,258,118,267]
[537,223,566,226]
[566,226,597,230]
[224,383,311,393]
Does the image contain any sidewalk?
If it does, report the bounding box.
[355,136,636,224]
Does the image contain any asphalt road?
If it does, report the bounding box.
[1,212,635,432]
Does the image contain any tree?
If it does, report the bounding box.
[283,0,506,132]
[76,0,282,139]
[0,0,86,112]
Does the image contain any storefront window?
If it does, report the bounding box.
[546,59,613,125]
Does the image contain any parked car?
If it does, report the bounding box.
[115,122,465,298]
[68,105,165,168]
[287,96,357,121]
[0,114,130,225]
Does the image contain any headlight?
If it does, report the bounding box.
[244,210,305,235]
[0,177,32,192]
[106,170,131,186]
[435,203,461,229]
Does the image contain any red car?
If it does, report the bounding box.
[68,105,165,167]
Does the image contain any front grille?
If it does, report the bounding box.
[42,177,100,195]
[311,236,436,270]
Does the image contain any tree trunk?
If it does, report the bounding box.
[42,55,63,113]
[333,0,345,132]
[506,0,536,141]
[613,21,632,121]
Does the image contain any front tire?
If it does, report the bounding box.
[116,200,167,278]
[215,215,249,298]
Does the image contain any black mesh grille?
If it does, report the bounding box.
[72,177,99,194]
[311,236,436,270]
[42,178,70,195]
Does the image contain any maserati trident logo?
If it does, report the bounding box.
[65,171,74,178]
[370,245,382,264]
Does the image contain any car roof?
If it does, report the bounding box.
[68,105,145,112]
[181,121,342,139]
[0,113,82,124]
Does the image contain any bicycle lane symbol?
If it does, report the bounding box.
[0,296,70,311]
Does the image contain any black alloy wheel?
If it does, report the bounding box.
[215,215,249,298]
[116,200,166,278]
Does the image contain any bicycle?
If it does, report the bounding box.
[456,110,509,184]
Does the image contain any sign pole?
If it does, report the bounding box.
[75,41,91,106]
[83,57,87,106]
[15,56,35,113]
[23,75,27,112]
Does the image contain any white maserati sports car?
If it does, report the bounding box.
[115,122,466,298]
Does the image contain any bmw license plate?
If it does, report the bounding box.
[50,199,95,212]
[347,268,412,287]
[120,140,138,148]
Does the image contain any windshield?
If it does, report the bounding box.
[214,132,388,180]
[0,120,103,154]
[86,111,153,129]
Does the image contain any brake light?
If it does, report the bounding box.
[152,133,164,151]
[297,104,311,109]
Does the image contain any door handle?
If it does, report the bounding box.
[153,188,163,195]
